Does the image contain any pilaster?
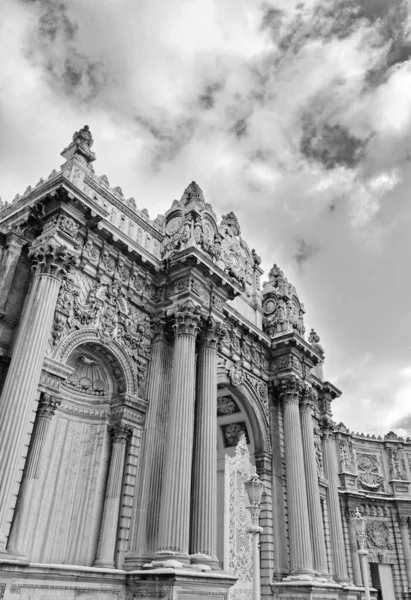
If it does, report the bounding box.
[7,392,61,558]
[156,301,201,563]
[399,516,411,588]
[94,424,132,568]
[0,240,77,552]
[322,423,350,583]
[276,376,314,578]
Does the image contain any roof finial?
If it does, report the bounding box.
[61,124,96,166]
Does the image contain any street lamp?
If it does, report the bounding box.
[351,508,371,600]
[245,470,264,600]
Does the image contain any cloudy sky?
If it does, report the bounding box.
[1,0,411,436]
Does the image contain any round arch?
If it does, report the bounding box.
[52,328,138,396]
[217,369,271,454]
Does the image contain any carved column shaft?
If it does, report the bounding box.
[94,425,131,568]
[157,304,200,560]
[190,319,220,565]
[126,319,173,567]
[399,517,411,587]
[322,428,350,582]
[280,379,314,575]
[300,398,328,576]
[0,242,75,551]
[347,514,362,586]
[7,393,60,555]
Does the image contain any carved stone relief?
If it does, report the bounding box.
[225,434,254,600]
[217,395,241,416]
[356,453,385,492]
[339,438,355,473]
[50,269,152,397]
[387,447,407,480]
[366,520,393,550]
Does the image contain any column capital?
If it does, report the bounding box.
[111,423,133,444]
[399,515,410,527]
[28,240,78,278]
[321,418,336,441]
[199,316,226,349]
[275,375,304,404]
[37,392,61,419]
[151,314,173,343]
[170,300,202,337]
[300,385,316,412]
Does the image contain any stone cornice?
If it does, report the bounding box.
[270,331,324,364]
[167,246,243,299]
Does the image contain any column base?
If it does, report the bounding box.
[154,551,191,567]
[123,553,151,571]
[93,559,116,569]
[127,566,236,600]
[190,553,221,570]
[0,549,30,566]
[285,569,316,581]
[272,580,375,600]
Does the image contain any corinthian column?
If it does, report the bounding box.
[300,391,328,577]
[157,301,201,563]
[322,424,350,582]
[94,424,132,568]
[277,376,314,577]
[7,393,61,557]
[125,317,173,569]
[399,516,411,587]
[0,240,77,552]
[190,317,223,568]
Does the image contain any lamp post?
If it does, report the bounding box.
[351,508,371,600]
[245,470,264,600]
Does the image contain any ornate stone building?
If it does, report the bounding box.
[0,126,408,600]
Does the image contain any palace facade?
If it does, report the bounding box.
[0,126,409,600]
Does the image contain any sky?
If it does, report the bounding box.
[1,0,411,436]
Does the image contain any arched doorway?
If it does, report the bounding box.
[25,342,127,565]
[217,386,256,600]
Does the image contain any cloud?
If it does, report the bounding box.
[2,0,411,433]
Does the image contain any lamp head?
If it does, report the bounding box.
[245,471,264,506]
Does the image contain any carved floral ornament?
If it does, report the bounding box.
[29,241,78,278]
[366,520,393,550]
[170,300,202,337]
[274,375,305,402]
[37,392,61,419]
[43,214,80,242]
[356,453,385,492]
[51,270,152,397]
